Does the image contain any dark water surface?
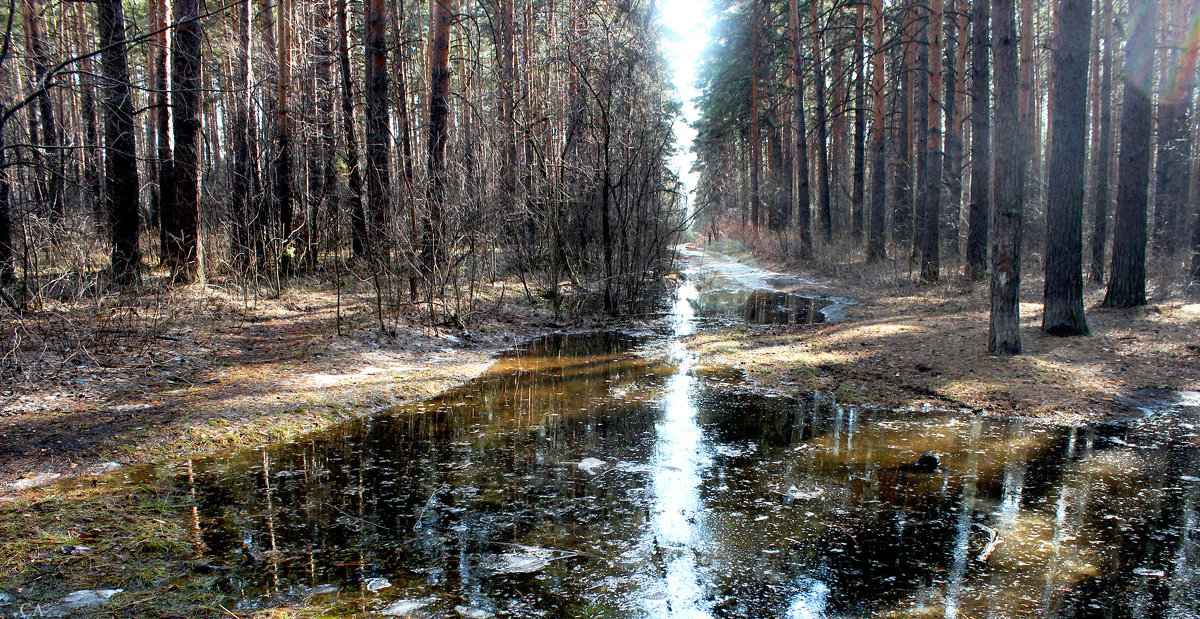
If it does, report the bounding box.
[105,253,1199,618]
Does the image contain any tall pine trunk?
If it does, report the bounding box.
[990,0,1023,354]
[155,0,173,260]
[98,0,141,284]
[165,0,203,282]
[852,2,867,242]
[336,0,367,259]
[812,0,832,242]
[0,125,12,288]
[966,0,991,280]
[230,0,256,268]
[1042,0,1091,335]
[749,0,762,228]
[867,0,887,261]
[921,0,944,282]
[276,0,296,274]
[1088,0,1112,283]
[21,0,63,221]
[365,0,392,255]
[425,0,455,285]
[1102,0,1157,308]
[790,0,813,258]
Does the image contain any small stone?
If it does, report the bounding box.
[913,452,940,472]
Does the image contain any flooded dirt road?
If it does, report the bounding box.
[95,248,1200,617]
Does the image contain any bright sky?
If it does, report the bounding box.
[658,0,714,209]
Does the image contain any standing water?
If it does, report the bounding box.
[102,250,1199,617]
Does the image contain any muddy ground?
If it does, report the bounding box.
[0,279,570,497]
[688,242,1200,424]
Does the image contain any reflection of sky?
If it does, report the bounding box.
[658,0,713,209]
[640,280,714,617]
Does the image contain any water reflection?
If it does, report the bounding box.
[93,267,1200,617]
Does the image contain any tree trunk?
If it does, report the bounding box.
[921,0,945,282]
[97,0,141,284]
[894,0,916,250]
[750,0,762,228]
[230,0,256,268]
[990,0,1023,354]
[1102,0,1157,308]
[812,0,832,242]
[165,0,204,282]
[867,0,887,261]
[1042,0,1091,336]
[1088,0,1112,283]
[336,0,367,259]
[276,0,296,274]
[1019,0,1037,201]
[155,0,173,260]
[498,0,518,225]
[365,0,391,255]
[425,0,455,282]
[913,2,931,265]
[943,0,968,260]
[852,2,867,242]
[966,0,992,280]
[0,125,12,287]
[790,0,813,258]
[21,0,63,221]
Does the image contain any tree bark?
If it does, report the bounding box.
[990,0,1023,354]
[852,1,867,242]
[790,0,813,258]
[155,0,173,259]
[1088,0,1112,283]
[21,0,63,221]
[425,0,455,281]
[97,0,141,284]
[165,0,204,282]
[750,0,762,228]
[1102,0,1157,308]
[867,0,887,261]
[921,0,945,282]
[894,0,916,250]
[913,1,931,265]
[230,0,256,267]
[966,0,992,281]
[336,0,367,259]
[812,0,832,242]
[365,0,392,254]
[1042,0,1091,336]
[0,125,12,287]
[276,0,296,273]
[943,0,968,260]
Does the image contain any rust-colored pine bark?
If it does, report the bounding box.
[336,0,367,258]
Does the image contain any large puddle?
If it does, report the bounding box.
[95,250,1199,617]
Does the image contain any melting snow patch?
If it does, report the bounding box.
[380,599,429,616]
[61,589,123,608]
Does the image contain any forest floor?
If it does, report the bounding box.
[688,239,1200,424]
[0,277,569,497]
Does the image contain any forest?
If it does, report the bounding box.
[1,0,1199,616]
[694,0,1200,352]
